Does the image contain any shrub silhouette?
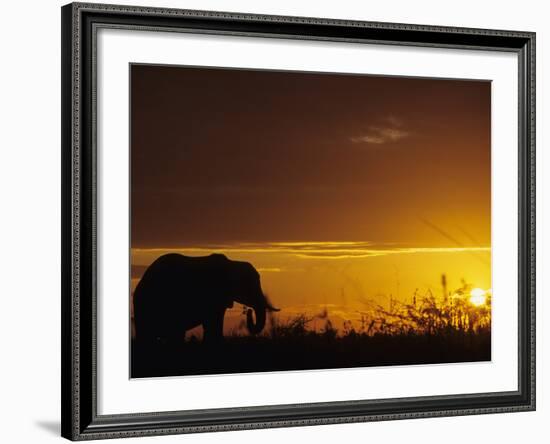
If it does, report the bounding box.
[131,276,491,378]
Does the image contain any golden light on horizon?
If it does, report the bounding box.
[470,288,487,307]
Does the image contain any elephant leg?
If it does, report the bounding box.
[203,309,225,344]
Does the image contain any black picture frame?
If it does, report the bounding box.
[61,2,536,440]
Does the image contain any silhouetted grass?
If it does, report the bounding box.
[132,328,490,378]
[131,278,491,378]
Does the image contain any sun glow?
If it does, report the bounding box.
[469,288,487,306]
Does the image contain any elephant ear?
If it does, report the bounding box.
[208,253,234,309]
[209,253,228,261]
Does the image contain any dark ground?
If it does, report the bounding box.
[131,331,491,378]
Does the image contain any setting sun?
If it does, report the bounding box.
[470,288,487,306]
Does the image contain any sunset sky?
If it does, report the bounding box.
[130,64,491,333]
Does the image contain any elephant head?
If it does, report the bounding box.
[228,260,280,334]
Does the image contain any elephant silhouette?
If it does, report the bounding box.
[133,253,279,344]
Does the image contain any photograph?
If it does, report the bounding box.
[130,64,492,378]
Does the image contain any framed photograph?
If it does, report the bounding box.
[61,2,536,440]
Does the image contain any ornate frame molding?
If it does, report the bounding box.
[61,2,535,440]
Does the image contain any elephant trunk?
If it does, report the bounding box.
[246,305,266,335]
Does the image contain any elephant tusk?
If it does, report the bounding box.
[263,294,280,312]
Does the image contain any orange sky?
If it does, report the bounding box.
[130,64,491,334]
[131,243,490,334]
